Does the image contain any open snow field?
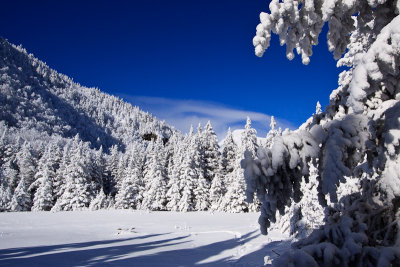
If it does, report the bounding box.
[0,210,290,266]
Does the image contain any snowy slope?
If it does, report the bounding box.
[0,36,174,152]
[0,211,290,266]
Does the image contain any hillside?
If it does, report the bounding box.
[0,37,262,214]
[0,36,174,152]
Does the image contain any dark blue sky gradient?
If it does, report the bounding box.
[1,0,342,129]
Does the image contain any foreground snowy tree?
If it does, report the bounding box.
[245,0,400,265]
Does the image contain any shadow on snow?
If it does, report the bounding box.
[0,231,291,266]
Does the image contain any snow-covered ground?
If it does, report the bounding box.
[0,210,290,266]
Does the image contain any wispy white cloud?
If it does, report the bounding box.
[120,95,295,139]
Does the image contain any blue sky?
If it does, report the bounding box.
[1,0,342,138]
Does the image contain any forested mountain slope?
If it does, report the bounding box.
[0,37,261,214]
[0,36,173,152]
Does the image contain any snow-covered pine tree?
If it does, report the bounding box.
[31,144,58,211]
[295,160,325,236]
[104,144,119,196]
[16,141,36,192]
[241,117,260,212]
[115,152,129,192]
[1,144,19,196]
[31,168,54,211]
[270,116,276,131]
[264,116,281,149]
[245,1,400,265]
[315,101,322,115]
[141,139,155,185]
[166,134,186,211]
[0,145,18,211]
[241,117,258,157]
[0,175,12,211]
[220,166,249,213]
[209,128,236,211]
[10,177,31,211]
[114,151,143,209]
[53,141,72,201]
[141,137,168,211]
[166,171,181,211]
[221,128,237,177]
[52,136,94,211]
[193,123,211,211]
[270,160,325,238]
[221,119,258,213]
[176,127,198,212]
[194,171,210,211]
[90,145,106,197]
[89,190,109,210]
[209,174,225,211]
[202,121,220,183]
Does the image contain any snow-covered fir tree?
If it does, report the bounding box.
[31,168,54,211]
[89,190,109,210]
[241,117,258,157]
[10,177,31,211]
[221,119,259,213]
[141,138,168,211]
[271,160,325,238]
[193,125,212,211]
[114,152,143,209]
[166,134,186,211]
[220,163,249,213]
[264,116,281,149]
[315,101,322,115]
[201,121,220,183]
[105,145,120,197]
[52,136,94,211]
[90,146,106,197]
[1,146,19,196]
[176,128,199,212]
[16,142,36,192]
[31,145,58,211]
[244,1,400,265]
[53,142,72,201]
[209,173,226,211]
[220,128,237,178]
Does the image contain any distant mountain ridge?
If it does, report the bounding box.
[0,36,174,152]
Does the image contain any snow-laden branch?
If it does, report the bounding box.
[347,15,400,112]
